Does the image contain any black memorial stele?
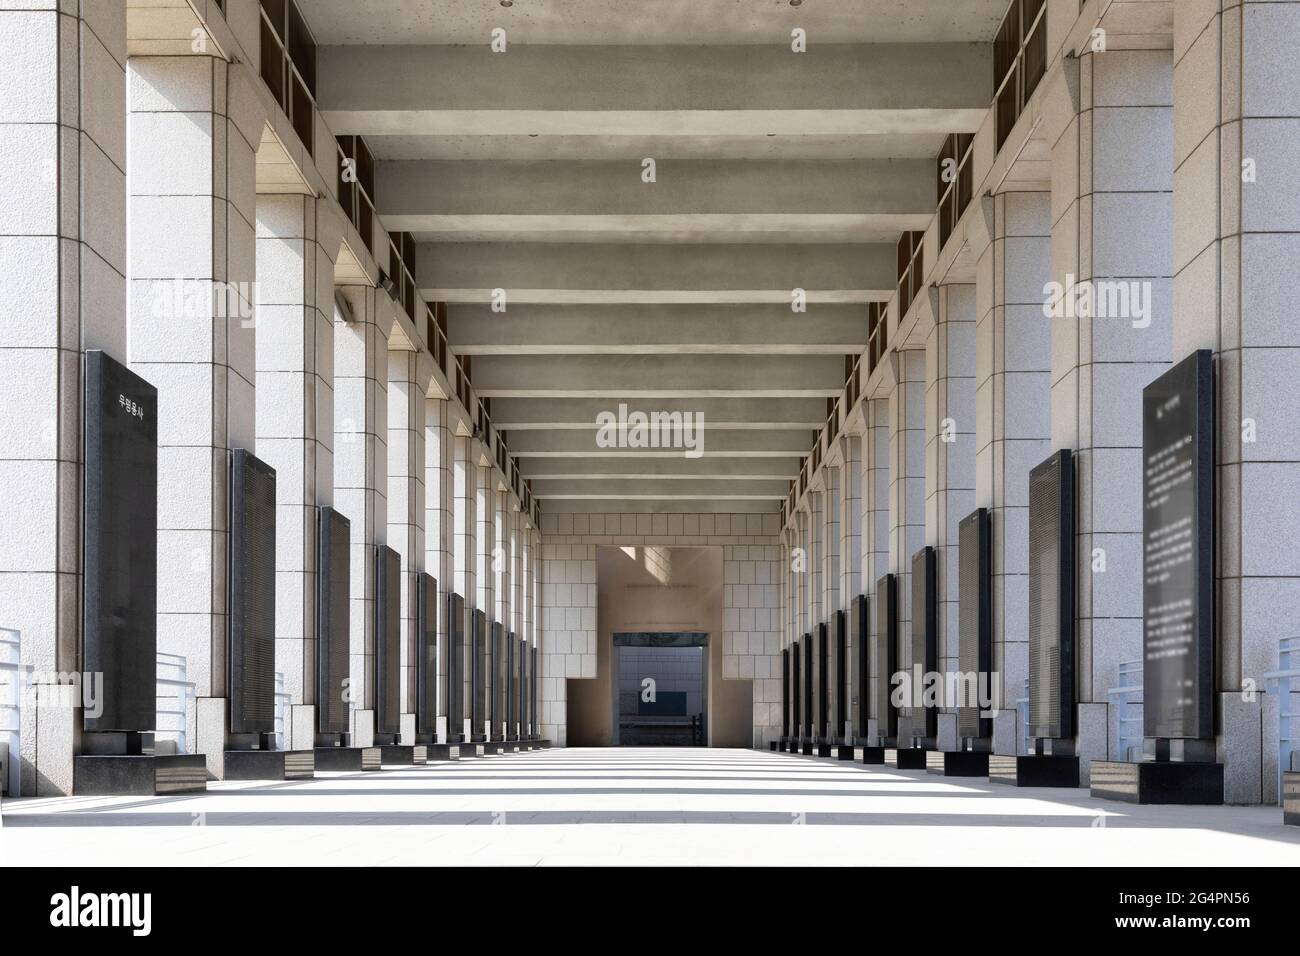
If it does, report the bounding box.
[415,573,438,742]
[75,352,205,794]
[313,506,381,771]
[468,609,495,752]
[1092,350,1223,805]
[519,633,529,741]
[801,633,814,754]
[815,621,832,756]
[834,609,853,759]
[929,509,995,778]
[898,547,937,770]
[222,450,313,781]
[375,546,424,765]
[990,449,1079,787]
[872,574,904,765]
[777,646,790,751]
[446,592,465,743]
[489,620,506,747]
[785,639,795,749]
[506,629,518,743]
[850,593,880,762]
[416,577,458,759]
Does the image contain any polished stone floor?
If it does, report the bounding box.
[3,748,1298,866]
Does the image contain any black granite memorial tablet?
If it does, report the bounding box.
[874,574,898,740]
[317,506,351,734]
[84,351,157,734]
[834,609,847,737]
[781,647,790,739]
[375,546,401,737]
[416,573,437,739]
[802,632,813,732]
[958,508,992,742]
[817,621,829,738]
[906,546,938,740]
[1142,350,1215,740]
[471,609,486,737]
[791,642,802,739]
[1028,449,1075,741]
[229,449,275,735]
[852,594,869,739]
[446,592,465,741]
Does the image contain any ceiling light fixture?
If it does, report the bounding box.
[789,0,802,6]
[500,0,513,7]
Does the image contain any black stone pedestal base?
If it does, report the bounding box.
[988,753,1079,787]
[378,745,426,766]
[313,746,382,772]
[776,738,790,752]
[859,746,886,764]
[73,754,207,795]
[799,740,814,755]
[887,747,928,769]
[223,749,314,781]
[769,741,778,751]
[926,750,990,776]
[425,743,461,760]
[464,740,503,756]
[1090,760,1224,805]
[837,745,856,760]
[816,742,833,757]
[1284,772,1300,826]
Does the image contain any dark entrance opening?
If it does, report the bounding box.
[613,632,708,746]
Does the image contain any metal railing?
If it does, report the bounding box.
[274,671,291,751]
[1107,659,1143,762]
[1263,636,1300,802]
[156,653,195,755]
[0,628,26,795]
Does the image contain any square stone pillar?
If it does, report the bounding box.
[126,54,268,776]
[862,398,890,732]
[888,349,926,659]
[823,465,841,736]
[926,284,977,743]
[1173,0,1300,804]
[334,285,394,739]
[474,452,495,737]
[423,395,453,742]
[494,487,510,629]
[839,433,863,736]
[453,434,478,736]
[0,1,126,795]
[255,195,343,750]
[387,348,432,741]
[971,190,1053,754]
[1047,48,1174,781]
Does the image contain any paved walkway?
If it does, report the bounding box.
[3,748,1298,865]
